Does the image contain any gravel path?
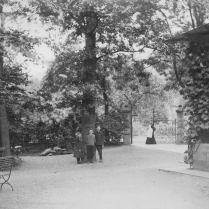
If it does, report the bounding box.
[1,146,209,209]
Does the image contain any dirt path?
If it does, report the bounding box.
[1,146,209,209]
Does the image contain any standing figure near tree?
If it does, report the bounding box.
[73,132,85,164]
[86,129,96,163]
[95,126,104,162]
[146,124,156,144]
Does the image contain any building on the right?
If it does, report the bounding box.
[166,24,209,172]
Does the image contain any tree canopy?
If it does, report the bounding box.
[1,0,201,155]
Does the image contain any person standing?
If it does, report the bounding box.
[145,123,156,144]
[95,126,104,162]
[73,132,85,164]
[86,129,96,163]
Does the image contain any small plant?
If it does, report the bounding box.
[183,127,201,169]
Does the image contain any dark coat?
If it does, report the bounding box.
[95,131,104,145]
[146,126,156,144]
[73,136,85,158]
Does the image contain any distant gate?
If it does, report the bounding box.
[154,120,177,143]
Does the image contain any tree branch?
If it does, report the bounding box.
[123,91,159,107]
[107,103,122,112]
[171,80,178,89]
[98,96,123,113]
[67,12,83,27]
[69,0,78,7]
[172,51,185,88]
[97,47,146,61]
[91,17,100,33]
[123,94,132,105]
[141,91,159,97]
[157,8,173,36]
[187,1,195,29]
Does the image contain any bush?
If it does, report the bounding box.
[97,109,125,142]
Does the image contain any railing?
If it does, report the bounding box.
[154,120,177,144]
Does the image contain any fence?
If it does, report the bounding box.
[154,120,177,144]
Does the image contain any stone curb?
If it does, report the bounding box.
[132,144,187,154]
[159,167,209,179]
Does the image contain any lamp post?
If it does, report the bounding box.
[130,104,133,144]
[176,105,184,144]
[152,108,155,138]
[131,106,138,144]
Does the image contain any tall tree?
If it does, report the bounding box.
[142,0,209,92]
[0,0,40,155]
[0,3,10,155]
[32,0,165,144]
[165,0,209,29]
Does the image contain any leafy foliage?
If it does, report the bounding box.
[182,41,209,143]
[142,0,209,91]
[0,0,44,153]
[0,0,188,152]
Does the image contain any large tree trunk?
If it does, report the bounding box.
[81,9,97,162]
[0,4,11,156]
[104,99,109,142]
[0,106,11,156]
[102,77,109,142]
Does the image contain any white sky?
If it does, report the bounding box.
[27,41,153,80]
[27,44,55,80]
[3,4,57,81]
[5,0,207,83]
[2,2,172,81]
[6,1,191,81]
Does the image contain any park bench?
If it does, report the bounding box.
[0,156,14,191]
[0,147,5,157]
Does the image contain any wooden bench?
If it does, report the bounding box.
[0,156,14,191]
[0,147,5,157]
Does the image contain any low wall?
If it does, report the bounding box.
[123,134,131,145]
[193,143,209,172]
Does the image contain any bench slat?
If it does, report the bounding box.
[0,159,13,163]
[0,165,12,171]
[0,157,14,161]
[0,164,12,168]
[0,156,14,160]
[0,160,13,165]
[0,157,14,169]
